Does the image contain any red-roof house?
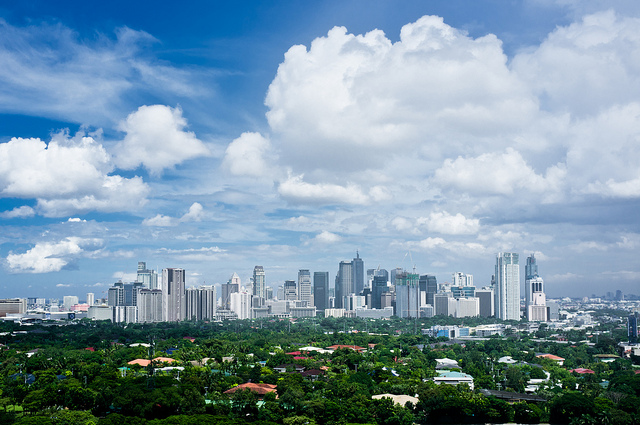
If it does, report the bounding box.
[224,383,277,399]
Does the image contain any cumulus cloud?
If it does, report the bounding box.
[265,15,537,172]
[142,202,206,226]
[114,105,210,175]
[311,230,342,244]
[180,202,205,222]
[6,237,103,273]
[512,10,640,117]
[142,214,175,227]
[0,132,149,216]
[433,148,565,197]
[417,211,480,235]
[0,206,35,219]
[222,132,274,177]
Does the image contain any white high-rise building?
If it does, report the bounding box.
[452,272,473,287]
[63,296,79,311]
[494,253,520,320]
[525,254,547,321]
[162,268,185,322]
[137,261,159,290]
[138,289,163,322]
[86,293,95,306]
[230,289,252,320]
[298,269,312,304]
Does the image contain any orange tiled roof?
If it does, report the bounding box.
[224,382,277,395]
[128,359,151,367]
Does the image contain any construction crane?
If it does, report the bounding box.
[401,251,417,273]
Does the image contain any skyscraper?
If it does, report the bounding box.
[372,275,389,309]
[335,261,353,309]
[494,253,520,320]
[313,271,329,311]
[162,268,186,322]
[395,271,419,318]
[284,280,297,301]
[419,275,438,306]
[137,261,159,290]
[525,254,547,321]
[137,289,163,322]
[253,266,266,299]
[352,251,364,296]
[221,273,240,310]
[298,269,312,304]
[86,292,95,306]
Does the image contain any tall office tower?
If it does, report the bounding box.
[221,273,240,309]
[314,272,329,311]
[524,254,547,321]
[137,289,163,322]
[283,280,297,301]
[265,286,274,300]
[86,293,95,306]
[108,281,143,307]
[372,275,389,309]
[476,288,494,317]
[494,252,520,320]
[628,313,638,344]
[524,255,538,281]
[395,272,419,318]
[298,269,312,304]
[335,261,353,308]
[63,296,79,311]
[419,275,438,306]
[162,268,186,322]
[452,272,473,287]
[253,266,266,299]
[352,251,365,296]
[390,267,404,286]
[366,268,376,289]
[137,261,159,290]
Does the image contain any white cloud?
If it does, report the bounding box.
[180,202,205,222]
[143,202,206,226]
[278,174,369,205]
[265,16,537,173]
[56,283,72,288]
[67,218,86,222]
[0,132,149,216]
[433,148,565,197]
[312,230,342,244]
[417,211,480,235]
[114,105,210,175]
[223,132,274,177]
[0,206,35,219]
[142,214,175,227]
[6,237,103,273]
[512,10,640,117]
[0,22,204,125]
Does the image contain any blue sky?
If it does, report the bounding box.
[1,0,640,300]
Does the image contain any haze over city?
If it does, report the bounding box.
[1,1,640,299]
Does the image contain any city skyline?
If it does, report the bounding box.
[2,1,640,299]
